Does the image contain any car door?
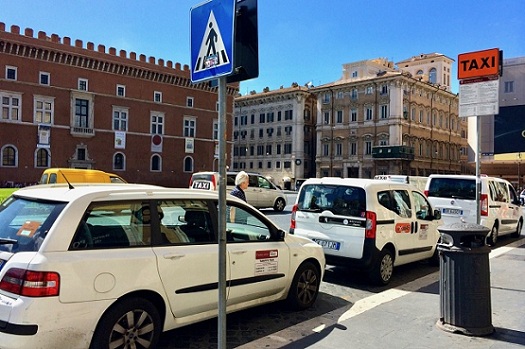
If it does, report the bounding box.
[255,175,276,208]
[226,203,290,305]
[152,199,227,319]
[505,183,522,233]
[387,188,419,264]
[411,190,440,257]
[243,174,261,207]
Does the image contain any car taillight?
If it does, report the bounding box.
[480,193,488,216]
[0,268,60,297]
[289,204,298,233]
[365,211,376,239]
[211,176,217,191]
[424,190,429,197]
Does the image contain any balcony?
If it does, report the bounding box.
[372,145,414,160]
[70,126,95,138]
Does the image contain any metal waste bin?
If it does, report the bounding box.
[436,223,494,336]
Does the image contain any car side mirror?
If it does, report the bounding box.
[276,229,286,241]
[433,209,441,220]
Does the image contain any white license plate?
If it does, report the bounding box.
[313,239,341,250]
[442,208,463,215]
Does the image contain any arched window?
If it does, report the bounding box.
[184,156,194,173]
[429,68,437,84]
[151,154,162,172]
[1,145,17,167]
[416,70,424,76]
[113,152,125,170]
[36,148,50,168]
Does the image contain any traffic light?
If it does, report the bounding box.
[227,0,258,83]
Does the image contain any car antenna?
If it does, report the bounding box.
[58,168,75,189]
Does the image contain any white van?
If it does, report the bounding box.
[290,177,442,285]
[374,175,428,191]
[424,174,523,246]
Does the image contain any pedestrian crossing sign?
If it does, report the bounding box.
[190,0,235,83]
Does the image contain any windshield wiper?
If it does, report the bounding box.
[0,238,18,245]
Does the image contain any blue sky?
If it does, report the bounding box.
[1,0,524,94]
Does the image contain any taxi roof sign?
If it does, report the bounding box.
[458,48,501,80]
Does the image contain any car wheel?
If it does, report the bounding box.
[370,248,394,286]
[90,298,161,349]
[511,219,522,238]
[286,261,320,310]
[273,197,286,212]
[487,224,498,246]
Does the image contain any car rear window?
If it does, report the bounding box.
[0,196,66,252]
[427,178,476,200]
[297,184,366,217]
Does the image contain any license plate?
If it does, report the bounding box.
[442,208,463,215]
[313,239,341,250]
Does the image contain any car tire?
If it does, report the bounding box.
[487,224,498,246]
[286,261,320,310]
[511,219,522,238]
[370,248,394,286]
[273,197,286,212]
[89,298,161,349]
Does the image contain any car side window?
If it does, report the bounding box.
[412,191,432,220]
[392,190,412,218]
[249,175,258,188]
[226,204,272,242]
[378,191,394,212]
[258,176,271,189]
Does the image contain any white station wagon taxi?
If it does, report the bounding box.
[291,178,442,285]
[0,184,324,349]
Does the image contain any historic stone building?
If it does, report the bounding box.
[233,84,316,190]
[312,55,469,178]
[0,23,237,187]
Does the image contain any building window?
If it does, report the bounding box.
[284,161,291,169]
[78,78,88,91]
[336,110,343,124]
[184,156,193,173]
[276,144,281,154]
[1,145,17,167]
[366,107,373,121]
[35,148,50,168]
[151,113,165,134]
[322,93,330,104]
[351,88,358,99]
[380,105,388,119]
[285,110,293,120]
[259,113,265,123]
[352,71,358,78]
[113,153,125,170]
[276,161,281,169]
[504,81,514,93]
[366,86,373,94]
[267,161,272,169]
[337,91,344,99]
[6,66,17,80]
[113,107,128,131]
[154,91,162,103]
[351,109,357,122]
[419,110,423,123]
[34,97,53,124]
[151,154,162,171]
[335,143,342,156]
[323,144,329,156]
[429,68,437,84]
[350,142,357,155]
[39,72,50,86]
[324,112,330,125]
[284,143,292,154]
[187,97,194,108]
[1,93,21,121]
[379,139,388,146]
[213,120,219,140]
[365,141,372,155]
[183,117,196,137]
[285,126,292,135]
[116,84,126,97]
[266,144,272,155]
[74,99,89,128]
[380,85,388,95]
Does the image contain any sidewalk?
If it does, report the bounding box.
[242,237,525,348]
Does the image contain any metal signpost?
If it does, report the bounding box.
[190,1,234,348]
[457,48,502,224]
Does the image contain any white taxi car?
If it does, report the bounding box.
[0,184,324,349]
[291,178,442,285]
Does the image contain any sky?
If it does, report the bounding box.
[1,0,524,94]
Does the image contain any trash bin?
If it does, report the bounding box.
[436,223,494,336]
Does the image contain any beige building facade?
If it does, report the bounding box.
[313,55,469,178]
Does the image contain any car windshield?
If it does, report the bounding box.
[427,178,476,199]
[0,196,66,253]
[297,184,366,217]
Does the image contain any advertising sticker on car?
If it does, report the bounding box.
[255,249,278,274]
[312,238,341,250]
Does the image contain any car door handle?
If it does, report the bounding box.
[163,253,185,260]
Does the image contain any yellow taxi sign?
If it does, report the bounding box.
[458,48,501,80]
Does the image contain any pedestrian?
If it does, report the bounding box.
[229,171,249,222]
